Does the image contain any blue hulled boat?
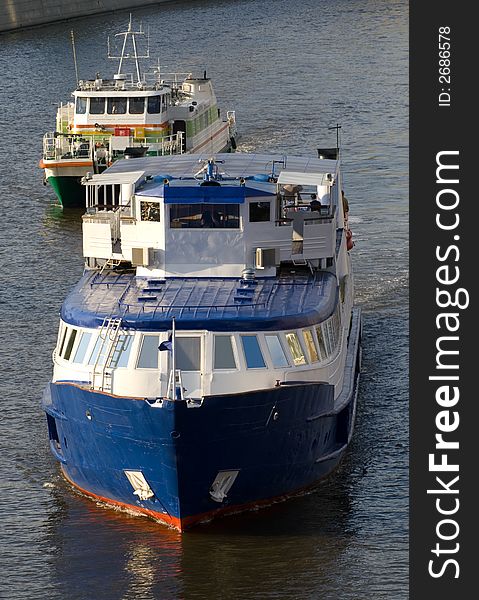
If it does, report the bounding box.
[42,151,361,530]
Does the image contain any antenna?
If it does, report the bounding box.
[70,30,79,86]
[328,123,342,153]
[108,16,150,83]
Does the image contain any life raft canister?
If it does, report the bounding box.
[346,229,354,250]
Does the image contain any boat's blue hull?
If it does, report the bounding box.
[43,310,361,530]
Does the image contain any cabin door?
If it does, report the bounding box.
[172,120,187,153]
[174,335,203,399]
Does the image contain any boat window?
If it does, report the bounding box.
[214,336,237,369]
[249,202,271,222]
[89,97,105,114]
[265,335,289,368]
[88,335,107,366]
[241,336,266,369]
[129,97,145,114]
[176,337,201,371]
[137,335,160,369]
[303,329,319,363]
[170,203,240,229]
[140,201,161,222]
[107,97,127,115]
[110,334,134,368]
[72,332,93,364]
[315,325,328,360]
[325,310,340,354]
[285,332,307,366]
[63,328,78,361]
[333,308,341,342]
[58,326,69,357]
[324,320,334,356]
[76,97,87,114]
[147,96,161,114]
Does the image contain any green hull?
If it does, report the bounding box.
[47,176,85,208]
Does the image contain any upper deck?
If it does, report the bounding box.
[81,152,345,279]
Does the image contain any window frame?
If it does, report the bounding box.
[89,97,106,115]
[128,96,145,115]
[249,201,271,223]
[136,334,160,370]
[75,96,87,114]
[62,328,78,361]
[109,333,135,369]
[240,335,267,369]
[302,328,320,363]
[107,97,127,115]
[213,335,238,371]
[285,331,307,366]
[175,336,202,372]
[264,334,290,368]
[72,331,93,364]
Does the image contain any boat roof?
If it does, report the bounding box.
[104,153,339,181]
[61,271,338,332]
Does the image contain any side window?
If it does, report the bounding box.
[214,336,237,369]
[303,329,319,362]
[324,320,336,356]
[176,337,201,371]
[72,332,93,364]
[140,201,161,222]
[129,97,145,114]
[265,335,289,368]
[285,332,306,366]
[107,97,127,115]
[137,335,160,369]
[169,203,240,229]
[89,97,105,114]
[63,328,78,360]
[321,320,333,356]
[76,97,87,114]
[88,335,106,366]
[315,325,328,360]
[249,202,271,222]
[58,326,68,357]
[241,335,266,368]
[110,334,134,368]
[147,96,161,114]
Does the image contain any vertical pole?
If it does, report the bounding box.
[171,317,176,399]
[71,30,79,87]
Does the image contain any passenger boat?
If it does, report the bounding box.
[42,150,361,531]
[39,18,237,208]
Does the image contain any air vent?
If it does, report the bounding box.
[131,247,149,266]
[255,247,277,269]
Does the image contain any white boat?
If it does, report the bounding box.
[42,149,361,531]
[39,17,237,207]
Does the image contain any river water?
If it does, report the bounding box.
[0,0,408,598]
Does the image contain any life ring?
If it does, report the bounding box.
[346,229,354,250]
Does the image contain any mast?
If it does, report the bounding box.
[108,14,150,83]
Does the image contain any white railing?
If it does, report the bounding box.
[42,131,184,162]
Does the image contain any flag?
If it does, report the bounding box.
[159,335,172,352]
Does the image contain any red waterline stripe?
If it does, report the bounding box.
[61,461,341,532]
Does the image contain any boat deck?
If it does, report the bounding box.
[61,270,338,331]
[105,152,339,181]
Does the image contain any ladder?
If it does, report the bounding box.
[100,256,122,275]
[91,317,122,392]
[167,369,184,400]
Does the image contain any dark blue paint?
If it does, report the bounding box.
[43,378,355,521]
[60,271,338,331]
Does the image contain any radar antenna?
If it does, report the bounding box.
[107,14,150,84]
